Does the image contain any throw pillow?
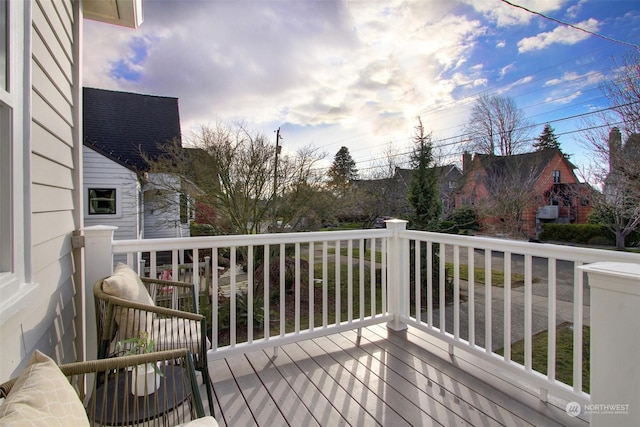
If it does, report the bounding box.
[0,350,89,426]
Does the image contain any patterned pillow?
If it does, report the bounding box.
[103,263,155,340]
[0,351,89,426]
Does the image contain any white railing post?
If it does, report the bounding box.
[83,225,117,362]
[579,262,640,426]
[386,219,408,331]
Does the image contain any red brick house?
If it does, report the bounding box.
[455,149,593,239]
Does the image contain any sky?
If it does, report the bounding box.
[83,0,640,176]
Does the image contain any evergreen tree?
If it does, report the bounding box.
[407,117,442,230]
[533,123,561,151]
[327,146,358,194]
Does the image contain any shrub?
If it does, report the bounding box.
[539,223,614,245]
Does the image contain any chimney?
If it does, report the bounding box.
[462,151,472,173]
[608,127,622,172]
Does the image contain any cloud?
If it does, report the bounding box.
[542,70,603,104]
[517,18,599,53]
[496,40,506,48]
[499,63,515,78]
[566,0,586,19]
[463,0,566,27]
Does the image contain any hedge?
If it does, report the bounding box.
[539,223,640,247]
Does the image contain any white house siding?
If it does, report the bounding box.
[1,0,80,381]
[144,190,187,239]
[83,146,142,241]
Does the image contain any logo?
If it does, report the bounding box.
[566,401,581,417]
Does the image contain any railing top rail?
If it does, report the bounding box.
[112,228,392,254]
[402,229,640,264]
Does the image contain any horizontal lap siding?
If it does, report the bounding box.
[26,0,76,370]
[83,147,141,240]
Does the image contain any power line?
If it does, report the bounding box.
[500,0,640,51]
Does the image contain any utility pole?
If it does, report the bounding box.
[272,127,282,231]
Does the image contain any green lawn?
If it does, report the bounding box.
[496,322,590,393]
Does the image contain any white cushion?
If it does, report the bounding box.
[176,416,219,426]
[151,318,211,354]
[103,263,154,339]
[0,351,90,426]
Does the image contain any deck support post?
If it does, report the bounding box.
[385,219,408,332]
[579,262,640,426]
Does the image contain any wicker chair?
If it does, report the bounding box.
[0,349,215,426]
[94,275,215,416]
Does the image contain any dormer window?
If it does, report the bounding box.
[552,170,561,184]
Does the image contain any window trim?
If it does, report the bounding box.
[85,185,123,218]
[88,188,117,215]
[0,0,37,326]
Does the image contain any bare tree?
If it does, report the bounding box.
[146,122,326,235]
[479,155,542,239]
[579,51,640,249]
[465,93,530,156]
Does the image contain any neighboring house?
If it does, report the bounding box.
[351,164,462,221]
[1,0,142,382]
[393,165,463,217]
[604,127,640,202]
[83,87,195,241]
[455,149,593,238]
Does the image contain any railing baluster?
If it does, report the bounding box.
[524,254,532,371]
[295,243,300,334]
[426,241,433,328]
[248,245,254,344]
[212,247,218,350]
[322,241,328,328]
[468,247,475,347]
[454,244,460,340]
[573,261,584,393]
[192,248,200,313]
[335,240,341,325]
[547,257,557,383]
[439,243,445,334]
[371,238,376,318]
[504,252,511,362]
[381,237,387,314]
[308,242,314,332]
[347,240,353,323]
[230,246,237,347]
[415,240,421,323]
[359,239,365,321]
[280,243,285,337]
[150,251,157,279]
[485,249,492,353]
[263,245,270,340]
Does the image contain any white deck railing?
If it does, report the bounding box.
[84,220,640,415]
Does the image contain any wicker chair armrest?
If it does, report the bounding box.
[101,294,203,322]
[141,277,199,313]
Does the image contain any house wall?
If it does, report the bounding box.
[456,151,587,238]
[83,146,142,241]
[1,0,80,381]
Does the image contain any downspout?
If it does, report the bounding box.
[72,0,86,362]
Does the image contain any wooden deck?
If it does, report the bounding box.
[203,325,587,426]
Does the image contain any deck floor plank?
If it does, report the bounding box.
[314,334,460,426]
[244,349,323,427]
[225,354,289,427]
[206,325,585,427]
[328,329,501,427]
[357,326,539,427]
[282,340,389,426]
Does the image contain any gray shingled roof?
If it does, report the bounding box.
[83,87,182,172]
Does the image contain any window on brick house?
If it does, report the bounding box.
[552,170,561,183]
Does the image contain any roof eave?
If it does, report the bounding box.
[83,0,143,29]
